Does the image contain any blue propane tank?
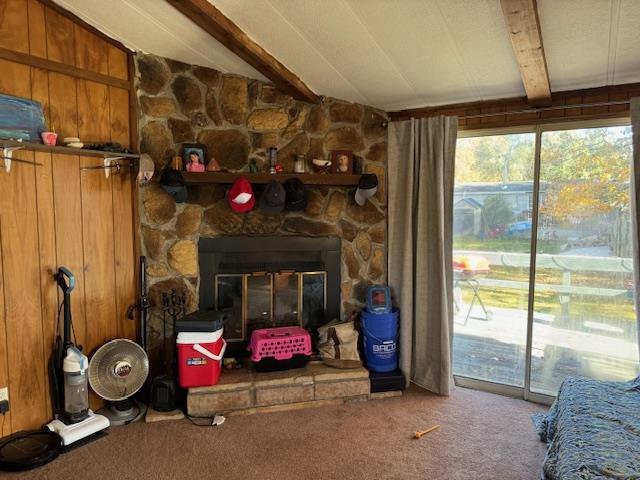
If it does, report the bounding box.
[362,308,399,373]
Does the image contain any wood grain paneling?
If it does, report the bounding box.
[45,5,75,65]
[0,59,30,97]
[48,72,77,138]
[35,152,58,416]
[52,154,87,351]
[0,220,9,435]
[0,150,48,431]
[109,86,130,147]
[0,0,136,435]
[30,67,49,124]
[112,160,136,340]
[388,83,640,129]
[0,0,29,53]
[80,158,118,354]
[77,79,110,142]
[108,45,128,81]
[27,0,47,58]
[80,158,118,412]
[74,24,108,75]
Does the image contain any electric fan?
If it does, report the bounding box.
[88,339,149,426]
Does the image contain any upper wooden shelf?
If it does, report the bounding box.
[0,140,140,159]
[182,172,361,186]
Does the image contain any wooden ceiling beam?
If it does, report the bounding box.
[166,0,320,103]
[500,0,551,105]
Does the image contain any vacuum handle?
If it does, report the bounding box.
[56,267,75,293]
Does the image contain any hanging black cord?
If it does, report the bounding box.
[55,298,79,349]
[55,301,63,337]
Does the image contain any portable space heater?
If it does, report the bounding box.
[88,339,149,425]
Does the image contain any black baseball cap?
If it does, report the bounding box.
[160,169,188,203]
[284,178,307,211]
[260,180,286,215]
[355,173,378,206]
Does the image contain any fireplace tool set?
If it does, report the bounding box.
[149,289,186,412]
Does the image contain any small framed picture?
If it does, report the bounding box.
[330,150,353,174]
[181,143,208,173]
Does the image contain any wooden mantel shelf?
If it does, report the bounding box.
[0,139,140,159]
[183,172,361,186]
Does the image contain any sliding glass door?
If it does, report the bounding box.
[452,122,639,399]
[452,131,535,387]
[529,125,639,396]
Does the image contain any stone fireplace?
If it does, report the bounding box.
[135,52,389,356]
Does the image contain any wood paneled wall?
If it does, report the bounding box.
[387,83,640,129]
[0,0,137,435]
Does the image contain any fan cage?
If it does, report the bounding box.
[88,339,149,402]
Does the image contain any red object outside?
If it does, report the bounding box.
[177,331,226,388]
[452,255,490,277]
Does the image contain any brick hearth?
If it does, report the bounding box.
[187,362,400,417]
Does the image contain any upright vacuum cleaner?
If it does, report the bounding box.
[46,267,109,447]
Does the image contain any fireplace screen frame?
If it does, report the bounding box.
[199,235,341,346]
[214,271,327,343]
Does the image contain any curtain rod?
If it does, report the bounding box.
[459,99,630,120]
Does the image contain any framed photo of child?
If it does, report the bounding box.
[181,143,208,173]
[330,150,353,174]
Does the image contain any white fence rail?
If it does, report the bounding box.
[455,250,633,274]
[454,250,633,299]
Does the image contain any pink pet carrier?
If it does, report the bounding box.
[248,326,312,372]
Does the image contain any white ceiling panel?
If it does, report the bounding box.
[54,0,266,80]
[539,0,615,91]
[346,0,524,109]
[435,0,524,101]
[613,0,640,85]
[210,0,370,104]
[53,0,640,111]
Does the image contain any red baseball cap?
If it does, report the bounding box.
[228,177,255,213]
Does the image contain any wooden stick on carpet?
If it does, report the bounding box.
[414,425,440,439]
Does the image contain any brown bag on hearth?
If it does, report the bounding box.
[317,320,362,369]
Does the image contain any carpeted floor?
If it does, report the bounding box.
[13,386,548,480]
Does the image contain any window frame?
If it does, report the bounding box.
[452,117,634,404]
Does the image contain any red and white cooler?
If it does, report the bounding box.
[176,330,226,388]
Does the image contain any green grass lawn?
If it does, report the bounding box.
[460,288,635,322]
[454,236,564,254]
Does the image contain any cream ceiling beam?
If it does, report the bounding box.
[166,0,320,103]
[500,0,552,104]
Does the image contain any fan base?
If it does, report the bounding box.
[98,400,147,426]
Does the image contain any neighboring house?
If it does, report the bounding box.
[454,182,548,225]
[453,198,483,235]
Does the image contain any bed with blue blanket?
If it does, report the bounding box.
[532,376,640,480]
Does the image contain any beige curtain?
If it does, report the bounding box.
[631,98,640,354]
[387,116,458,395]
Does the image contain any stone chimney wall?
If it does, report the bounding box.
[134,53,388,347]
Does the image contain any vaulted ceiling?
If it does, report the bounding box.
[53,0,640,111]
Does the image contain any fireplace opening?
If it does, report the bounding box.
[199,236,341,355]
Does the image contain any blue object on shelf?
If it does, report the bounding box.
[0,94,46,143]
[362,309,398,373]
